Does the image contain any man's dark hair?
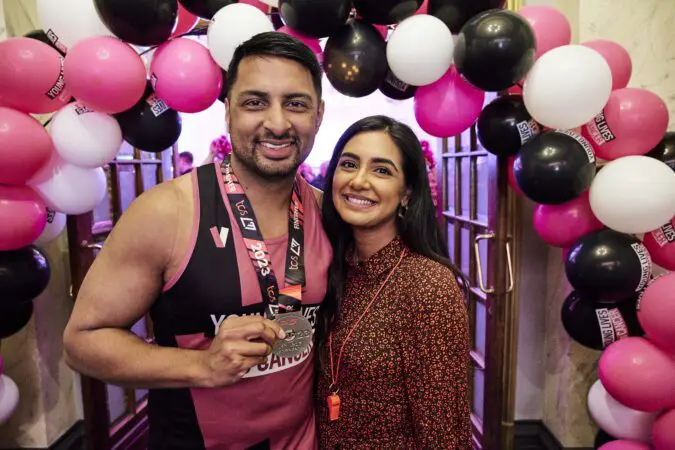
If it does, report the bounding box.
[179,151,194,163]
[227,32,322,100]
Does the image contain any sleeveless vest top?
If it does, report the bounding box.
[148,163,332,450]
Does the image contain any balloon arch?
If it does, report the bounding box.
[1,0,675,443]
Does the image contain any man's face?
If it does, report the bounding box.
[226,56,324,180]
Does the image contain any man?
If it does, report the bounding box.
[178,151,195,175]
[63,32,331,449]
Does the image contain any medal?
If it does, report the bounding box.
[273,312,312,358]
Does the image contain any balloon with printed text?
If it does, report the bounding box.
[565,229,652,303]
[477,95,541,157]
[513,130,596,205]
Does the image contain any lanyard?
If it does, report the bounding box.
[326,248,407,421]
[221,156,305,320]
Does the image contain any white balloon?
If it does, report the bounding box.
[523,45,612,129]
[386,15,454,86]
[50,103,122,169]
[587,379,656,443]
[258,0,278,6]
[590,156,675,234]
[28,153,107,216]
[34,208,67,246]
[0,375,20,426]
[37,0,112,53]
[207,4,275,70]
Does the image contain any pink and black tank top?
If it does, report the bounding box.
[149,163,332,450]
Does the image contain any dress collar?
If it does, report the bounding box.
[348,236,406,277]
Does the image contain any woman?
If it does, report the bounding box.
[316,116,471,448]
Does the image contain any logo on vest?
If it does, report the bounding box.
[210,226,230,248]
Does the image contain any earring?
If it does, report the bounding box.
[398,203,408,219]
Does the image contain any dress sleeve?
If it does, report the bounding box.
[400,266,472,448]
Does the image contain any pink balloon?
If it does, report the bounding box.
[150,38,222,114]
[600,441,651,450]
[653,408,675,450]
[582,88,668,161]
[238,0,272,13]
[643,219,675,270]
[373,24,388,40]
[583,39,632,90]
[637,272,675,353]
[64,36,146,114]
[518,5,571,59]
[0,37,71,114]
[599,337,675,412]
[278,26,322,56]
[414,66,485,138]
[533,191,604,248]
[0,185,47,251]
[414,0,429,15]
[172,3,199,38]
[0,107,52,186]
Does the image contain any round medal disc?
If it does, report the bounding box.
[273,312,312,358]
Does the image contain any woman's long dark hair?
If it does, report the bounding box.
[316,115,467,369]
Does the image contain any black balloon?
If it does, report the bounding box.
[0,301,34,339]
[565,230,652,303]
[324,21,388,98]
[0,246,50,309]
[379,68,417,100]
[24,29,65,55]
[279,0,352,38]
[453,9,536,92]
[477,95,541,157]
[354,0,423,25]
[514,130,596,204]
[178,0,236,19]
[561,291,644,351]
[645,131,675,172]
[429,0,506,34]
[594,429,618,449]
[94,0,178,46]
[115,83,182,153]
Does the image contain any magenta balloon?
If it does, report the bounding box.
[0,107,52,186]
[643,219,675,271]
[582,39,632,90]
[653,408,675,450]
[278,26,323,54]
[583,88,669,161]
[414,66,484,138]
[637,273,675,353]
[64,36,146,114]
[0,185,47,251]
[518,5,571,59]
[599,441,651,450]
[150,38,223,114]
[532,191,604,248]
[599,337,675,412]
[0,37,71,114]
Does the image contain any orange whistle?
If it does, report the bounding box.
[327,394,341,421]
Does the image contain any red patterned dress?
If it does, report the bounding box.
[316,237,472,449]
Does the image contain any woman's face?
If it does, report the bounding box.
[332,131,407,233]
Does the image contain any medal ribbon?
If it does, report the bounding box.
[327,248,407,421]
[221,156,305,320]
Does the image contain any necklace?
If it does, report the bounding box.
[326,248,407,421]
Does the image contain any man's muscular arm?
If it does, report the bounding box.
[63,179,283,389]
